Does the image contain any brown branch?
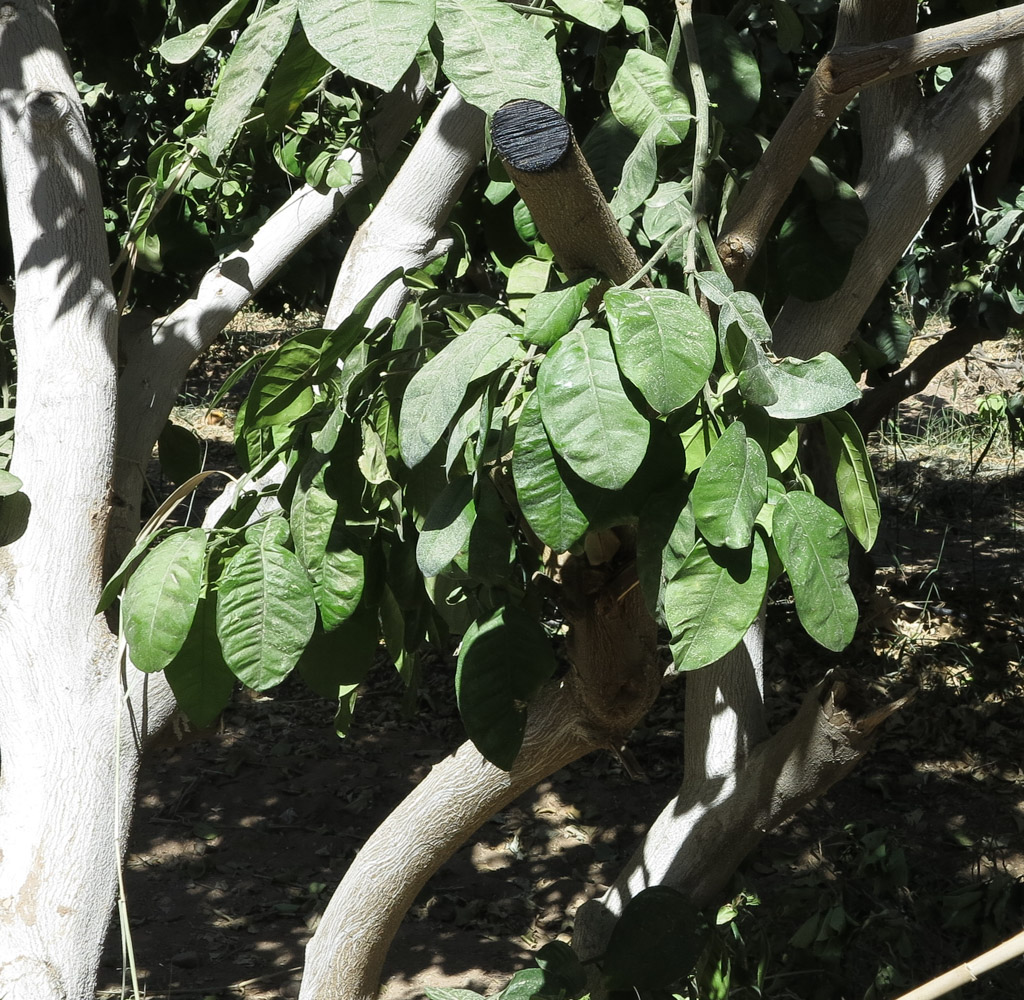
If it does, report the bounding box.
[853,325,996,433]
[491,99,648,285]
[717,3,1024,285]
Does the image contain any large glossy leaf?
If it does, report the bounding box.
[603,886,709,989]
[216,517,317,689]
[608,48,690,145]
[552,0,621,31]
[159,0,250,64]
[435,0,563,115]
[666,534,769,671]
[822,410,880,551]
[299,0,434,92]
[317,530,366,631]
[512,392,588,552]
[164,592,236,727]
[123,528,207,673]
[417,476,476,577]
[248,329,326,427]
[605,286,716,414]
[637,492,693,614]
[691,421,767,549]
[456,606,558,771]
[755,354,861,421]
[399,321,517,467]
[207,1,297,164]
[522,278,597,348]
[773,491,858,651]
[537,326,650,490]
[295,609,378,711]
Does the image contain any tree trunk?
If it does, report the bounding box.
[0,4,176,996]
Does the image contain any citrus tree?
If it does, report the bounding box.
[1,1,1023,999]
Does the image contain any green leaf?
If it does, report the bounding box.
[772,0,804,52]
[207,1,297,164]
[822,410,880,551]
[317,529,365,630]
[637,492,692,614]
[435,0,564,115]
[296,609,378,704]
[298,0,434,92]
[777,180,868,301]
[216,517,317,689]
[534,940,588,996]
[496,969,546,1000]
[165,591,236,727]
[603,886,709,989]
[691,421,767,549]
[605,286,716,414]
[263,27,332,134]
[537,326,650,490]
[417,476,476,577]
[642,180,691,242]
[522,278,597,348]
[247,330,329,428]
[691,14,760,127]
[609,122,659,219]
[456,606,558,771]
[158,0,251,64]
[399,321,518,467]
[757,354,861,421]
[507,256,553,320]
[158,422,203,485]
[608,48,690,145]
[773,491,858,651]
[123,528,207,673]
[0,469,23,496]
[512,391,588,552]
[551,0,622,31]
[666,534,769,671]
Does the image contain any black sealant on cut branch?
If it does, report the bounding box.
[490,99,649,286]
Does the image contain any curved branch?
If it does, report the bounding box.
[854,325,994,433]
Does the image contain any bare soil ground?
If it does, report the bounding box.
[98,324,1024,1000]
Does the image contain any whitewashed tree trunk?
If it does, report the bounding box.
[0,4,174,997]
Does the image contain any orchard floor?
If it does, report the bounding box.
[97,326,1024,1000]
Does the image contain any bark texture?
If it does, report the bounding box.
[0,4,160,997]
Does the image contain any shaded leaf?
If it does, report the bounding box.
[456,606,558,770]
[417,476,476,577]
[522,278,597,348]
[512,391,588,552]
[165,591,236,727]
[822,410,880,550]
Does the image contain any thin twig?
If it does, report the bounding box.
[892,928,1024,1000]
[676,0,712,273]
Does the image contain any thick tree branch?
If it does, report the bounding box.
[491,99,647,285]
[854,325,995,433]
[301,583,662,1000]
[773,42,1024,358]
[325,84,486,327]
[717,4,1024,285]
[573,667,909,975]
